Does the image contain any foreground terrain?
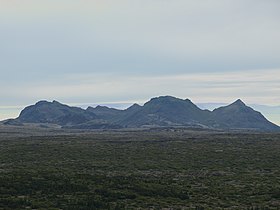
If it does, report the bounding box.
[0,126,280,209]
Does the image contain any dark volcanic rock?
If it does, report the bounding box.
[116,96,211,128]
[7,96,280,131]
[86,105,123,120]
[210,99,280,131]
[17,100,97,126]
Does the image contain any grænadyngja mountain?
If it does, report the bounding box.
[4,96,280,131]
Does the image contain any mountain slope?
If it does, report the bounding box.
[86,106,123,120]
[15,100,97,126]
[4,96,279,131]
[116,96,211,127]
[210,99,279,131]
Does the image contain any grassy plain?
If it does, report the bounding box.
[0,126,280,209]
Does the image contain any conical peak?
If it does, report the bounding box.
[126,103,141,111]
[232,99,246,106]
[130,103,141,108]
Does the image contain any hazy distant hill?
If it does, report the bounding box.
[209,100,280,130]
[197,103,280,126]
[4,96,280,131]
[115,96,211,128]
[86,105,123,120]
[16,100,97,126]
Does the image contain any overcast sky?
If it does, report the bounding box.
[1,0,280,121]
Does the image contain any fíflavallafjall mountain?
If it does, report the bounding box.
[4,96,280,131]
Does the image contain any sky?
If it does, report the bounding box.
[0,0,280,124]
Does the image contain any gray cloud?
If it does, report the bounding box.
[0,0,280,120]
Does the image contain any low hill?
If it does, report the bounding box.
[210,99,280,131]
[12,100,97,126]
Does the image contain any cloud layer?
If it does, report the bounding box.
[0,0,280,121]
[1,68,279,105]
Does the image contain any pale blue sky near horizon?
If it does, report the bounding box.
[0,0,280,124]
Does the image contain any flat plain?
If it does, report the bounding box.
[0,126,280,209]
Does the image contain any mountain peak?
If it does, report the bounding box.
[145,96,184,105]
[130,103,141,108]
[232,99,246,106]
[184,98,193,104]
[150,95,177,101]
[52,100,60,103]
[35,100,63,106]
[35,100,49,105]
[95,105,108,109]
[7,96,280,131]
[17,100,97,125]
[126,103,141,111]
[52,100,64,106]
[149,96,195,104]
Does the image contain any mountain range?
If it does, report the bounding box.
[4,96,280,131]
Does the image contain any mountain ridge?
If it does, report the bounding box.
[3,96,280,132]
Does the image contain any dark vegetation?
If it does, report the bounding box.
[0,128,280,209]
[5,96,280,131]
